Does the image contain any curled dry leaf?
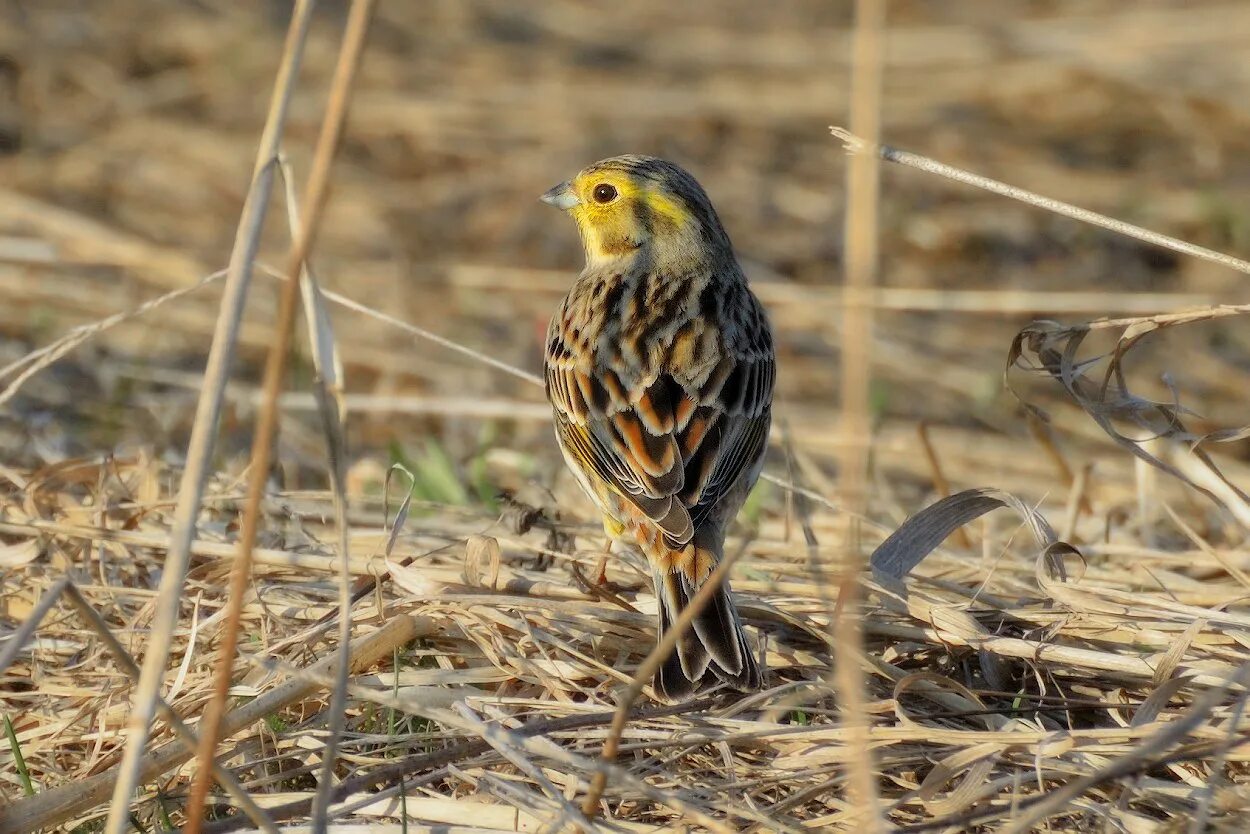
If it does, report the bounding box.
[380,462,452,597]
[464,534,503,590]
[869,486,1067,582]
[1008,309,1250,521]
[869,487,1078,696]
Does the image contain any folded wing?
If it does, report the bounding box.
[545,311,773,549]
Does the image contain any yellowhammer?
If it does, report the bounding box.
[541,155,774,699]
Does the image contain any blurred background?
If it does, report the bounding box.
[1,0,1247,514]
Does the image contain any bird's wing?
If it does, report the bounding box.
[547,334,695,546]
[682,349,773,531]
[546,301,774,549]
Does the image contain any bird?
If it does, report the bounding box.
[539,155,774,699]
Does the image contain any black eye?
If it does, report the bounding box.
[592,183,618,204]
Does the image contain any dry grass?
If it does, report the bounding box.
[2,1,1250,832]
[3,442,1250,831]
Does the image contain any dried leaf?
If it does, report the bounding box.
[1009,309,1250,523]
[869,487,1066,581]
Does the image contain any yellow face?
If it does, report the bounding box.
[541,158,707,268]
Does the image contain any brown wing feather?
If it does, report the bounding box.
[546,289,773,550]
[684,353,773,530]
[546,313,695,544]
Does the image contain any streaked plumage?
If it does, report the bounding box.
[541,155,774,699]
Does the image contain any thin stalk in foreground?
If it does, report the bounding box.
[102,4,315,830]
[185,1,375,832]
[834,0,886,829]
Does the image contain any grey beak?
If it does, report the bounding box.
[540,181,580,210]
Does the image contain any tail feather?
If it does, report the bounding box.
[655,576,705,701]
[690,571,746,676]
[652,542,760,700]
[658,570,713,681]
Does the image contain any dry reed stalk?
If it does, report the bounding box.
[101,4,317,829]
[0,269,227,408]
[0,576,70,675]
[276,118,355,834]
[315,283,546,387]
[447,265,1226,315]
[185,2,377,830]
[833,0,887,828]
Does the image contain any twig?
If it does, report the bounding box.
[276,4,378,814]
[0,577,70,675]
[299,8,378,828]
[316,284,546,387]
[830,126,1250,276]
[273,156,359,822]
[102,0,316,828]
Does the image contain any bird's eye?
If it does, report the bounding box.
[592,183,618,204]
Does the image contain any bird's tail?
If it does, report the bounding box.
[652,534,760,700]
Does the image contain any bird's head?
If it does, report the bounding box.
[541,155,731,270]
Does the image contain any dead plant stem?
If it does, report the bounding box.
[185,1,375,830]
[103,4,316,831]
